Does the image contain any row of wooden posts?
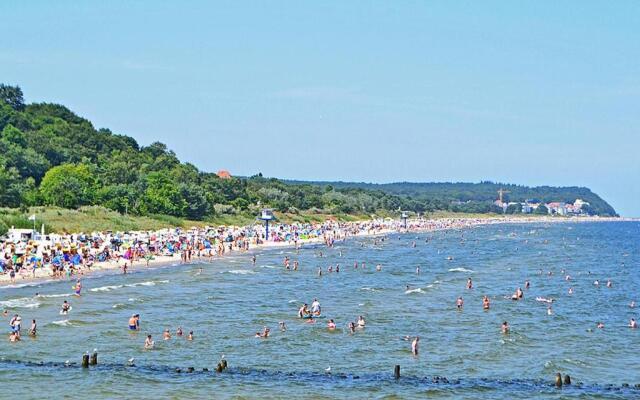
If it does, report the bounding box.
[79,356,567,387]
[395,365,572,389]
[80,352,228,372]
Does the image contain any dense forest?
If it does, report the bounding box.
[0,84,617,226]
[286,181,618,216]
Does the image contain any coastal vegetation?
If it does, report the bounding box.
[0,84,617,235]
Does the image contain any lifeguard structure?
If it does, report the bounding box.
[258,209,275,241]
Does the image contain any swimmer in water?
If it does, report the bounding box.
[187,331,194,340]
[279,321,287,332]
[547,306,553,315]
[456,296,464,309]
[501,321,510,334]
[163,329,171,340]
[311,298,321,315]
[606,279,612,288]
[482,296,490,310]
[327,319,336,330]
[317,268,322,277]
[412,336,419,355]
[255,327,270,338]
[416,266,420,275]
[630,301,636,308]
[594,279,600,286]
[298,303,310,318]
[61,300,71,315]
[596,322,604,329]
[176,327,183,336]
[629,318,637,329]
[525,280,530,289]
[144,335,154,349]
[466,278,473,289]
[357,316,366,328]
[348,321,356,334]
[252,255,256,265]
[128,314,140,330]
[376,264,381,271]
[29,319,37,336]
[74,280,82,296]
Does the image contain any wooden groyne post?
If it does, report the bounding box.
[394,365,400,380]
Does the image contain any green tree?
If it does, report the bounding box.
[180,183,210,219]
[0,84,25,111]
[534,204,548,215]
[40,163,96,208]
[140,172,186,216]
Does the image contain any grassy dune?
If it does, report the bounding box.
[0,206,560,235]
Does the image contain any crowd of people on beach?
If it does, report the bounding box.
[3,215,634,357]
[0,217,532,284]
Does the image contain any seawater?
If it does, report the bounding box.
[1,222,639,399]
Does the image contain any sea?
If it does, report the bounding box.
[0,221,638,399]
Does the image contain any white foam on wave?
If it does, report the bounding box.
[288,300,298,303]
[89,285,123,292]
[112,303,125,309]
[50,319,71,326]
[259,265,277,269]
[405,288,424,294]
[126,280,169,288]
[0,297,41,309]
[360,287,377,292]
[448,267,474,273]
[225,270,256,275]
[38,293,72,298]
[128,297,142,303]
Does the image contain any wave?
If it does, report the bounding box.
[50,319,71,326]
[37,293,72,298]
[126,280,169,288]
[259,265,277,269]
[359,287,377,292]
[405,288,424,294]
[89,280,169,292]
[225,270,256,275]
[112,303,125,309]
[89,285,123,292]
[0,297,41,309]
[448,267,474,273]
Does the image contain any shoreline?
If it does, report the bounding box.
[0,216,631,288]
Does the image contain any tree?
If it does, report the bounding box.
[0,84,25,111]
[534,205,548,215]
[139,172,186,216]
[180,183,210,219]
[40,164,96,208]
[506,203,521,214]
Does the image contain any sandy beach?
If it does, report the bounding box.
[0,215,626,287]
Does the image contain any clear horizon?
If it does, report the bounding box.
[1,1,638,216]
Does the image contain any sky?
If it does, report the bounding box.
[1,1,639,216]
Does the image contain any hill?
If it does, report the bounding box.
[284,180,617,216]
[0,84,617,235]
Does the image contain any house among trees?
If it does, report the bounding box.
[216,170,232,179]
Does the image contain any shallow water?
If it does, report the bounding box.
[1,222,639,399]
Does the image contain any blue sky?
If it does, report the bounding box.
[1,1,638,216]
